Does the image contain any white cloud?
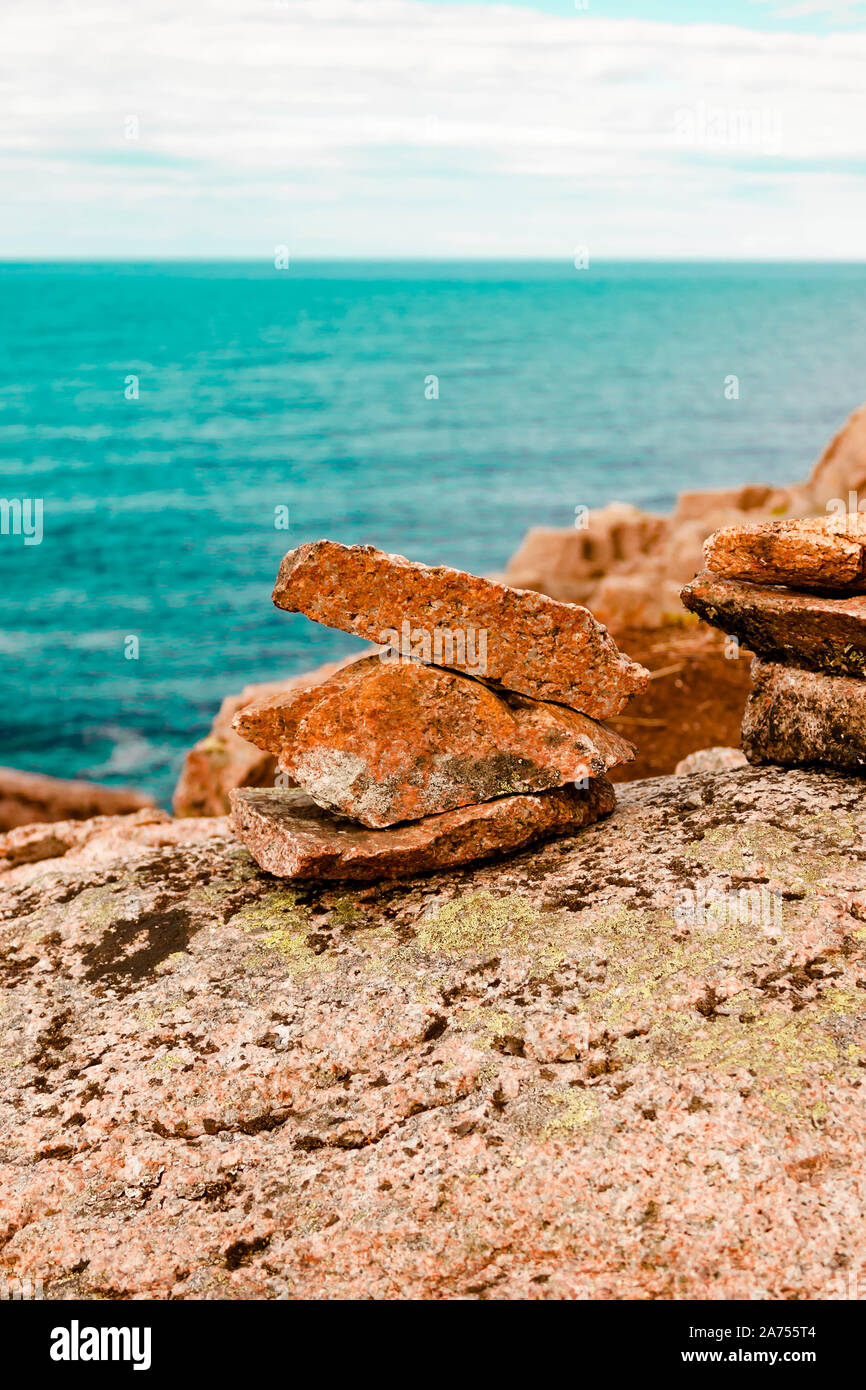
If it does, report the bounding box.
[1,0,865,257]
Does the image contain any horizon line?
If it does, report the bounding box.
[4,255,866,266]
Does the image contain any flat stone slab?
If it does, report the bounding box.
[272,541,649,719]
[230,780,615,881]
[2,767,865,1300]
[743,659,866,771]
[704,514,866,592]
[232,656,373,757]
[681,570,866,677]
[234,655,633,828]
[172,654,367,818]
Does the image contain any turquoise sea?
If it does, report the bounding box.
[3,260,866,805]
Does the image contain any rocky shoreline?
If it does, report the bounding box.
[502,401,866,628]
[3,405,866,1302]
[12,402,866,828]
[0,766,156,834]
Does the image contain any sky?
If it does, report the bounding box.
[2,0,866,259]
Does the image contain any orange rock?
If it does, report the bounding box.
[681,571,866,677]
[704,514,866,591]
[272,541,649,720]
[672,483,773,525]
[0,765,155,833]
[807,400,866,509]
[234,655,633,828]
[230,779,616,882]
[232,658,369,757]
[172,653,369,816]
[0,808,227,872]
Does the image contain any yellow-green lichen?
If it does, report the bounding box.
[134,996,185,1025]
[661,610,700,629]
[683,821,849,883]
[197,735,226,756]
[561,902,705,1027]
[146,1052,184,1075]
[457,1006,519,1048]
[798,810,859,845]
[229,891,333,975]
[621,977,863,1117]
[328,897,362,928]
[543,1088,601,1136]
[415,890,563,967]
[187,883,231,908]
[73,885,127,931]
[526,896,866,1122]
[154,951,187,976]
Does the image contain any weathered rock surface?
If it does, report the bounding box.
[742,660,866,772]
[272,541,649,719]
[235,655,633,828]
[808,400,866,507]
[177,625,753,804]
[681,571,866,677]
[231,660,367,759]
[503,503,668,606]
[1,766,864,1300]
[0,766,155,833]
[674,747,748,776]
[230,780,616,882]
[173,654,369,817]
[704,514,866,592]
[503,401,866,628]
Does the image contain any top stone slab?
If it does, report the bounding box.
[703,514,866,592]
[272,541,649,720]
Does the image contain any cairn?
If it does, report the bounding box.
[682,514,866,771]
[229,541,649,881]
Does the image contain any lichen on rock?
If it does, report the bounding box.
[1,765,865,1300]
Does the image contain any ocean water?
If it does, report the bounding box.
[3,259,866,806]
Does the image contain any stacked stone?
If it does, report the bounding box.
[229,541,649,881]
[681,514,866,771]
